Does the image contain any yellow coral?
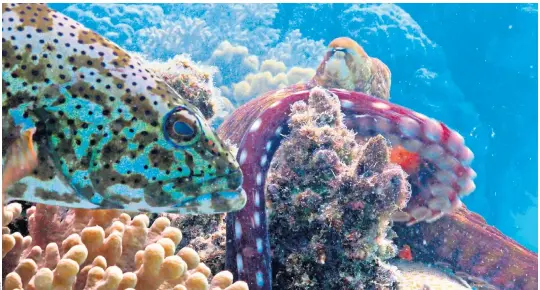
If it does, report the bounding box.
[3,203,26,258]
[2,203,249,290]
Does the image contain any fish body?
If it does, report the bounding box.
[2,3,245,214]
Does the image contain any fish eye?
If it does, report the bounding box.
[163,106,201,147]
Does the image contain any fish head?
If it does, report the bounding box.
[138,86,246,213]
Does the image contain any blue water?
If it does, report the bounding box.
[50,3,539,252]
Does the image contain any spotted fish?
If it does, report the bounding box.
[2,3,246,214]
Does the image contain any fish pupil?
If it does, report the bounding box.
[173,121,194,137]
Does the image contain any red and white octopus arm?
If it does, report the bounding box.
[339,88,476,225]
[218,88,476,290]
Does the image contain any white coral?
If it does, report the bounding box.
[267,29,327,69]
[207,41,260,86]
[343,4,436,53]
[231,60,315,105]
[136,18,213,60]
[63,4,164,48]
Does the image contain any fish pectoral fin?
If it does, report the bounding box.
[3,128,39,191]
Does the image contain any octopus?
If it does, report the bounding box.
[217,37,537,289]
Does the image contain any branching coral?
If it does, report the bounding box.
[2,204,248,290]
[265,87,411,289]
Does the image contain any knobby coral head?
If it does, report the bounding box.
[2,203,249,290]
[266,87,410,289]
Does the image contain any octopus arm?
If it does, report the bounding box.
[217,88,479,289]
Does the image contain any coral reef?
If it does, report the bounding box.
[264,88,411,289]
[149,55,216,119]
[2,204,248,290]
[231,59,316,105]
[147,54,236,128]
[163,213,228,275]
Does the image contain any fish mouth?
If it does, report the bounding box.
[212,186,247,212]
[173,185,247,214]
[215,169,246,211]
[171,169,246,213]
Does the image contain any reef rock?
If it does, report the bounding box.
[266,87,411,289]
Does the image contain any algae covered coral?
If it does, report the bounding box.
[2,204,248,290]
[147,55,236,128]
[265,87,410,289]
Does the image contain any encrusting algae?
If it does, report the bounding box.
[147,55,236,129]
[265,87,410,289]
[2,204,248,290]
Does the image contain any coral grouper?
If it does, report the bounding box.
[2,3,246,214]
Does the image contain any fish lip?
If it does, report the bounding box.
[224,168,243,185]
[214,187,247,211]
[201,168,243,194]
[218,186,244,196]
[174,187,247,212]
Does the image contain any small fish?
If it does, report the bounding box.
[398,244,413,261]
[390,145,420,174]
[2,4,245,214]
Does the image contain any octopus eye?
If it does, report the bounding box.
[164,106,201,147]
[331,47,347,54]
